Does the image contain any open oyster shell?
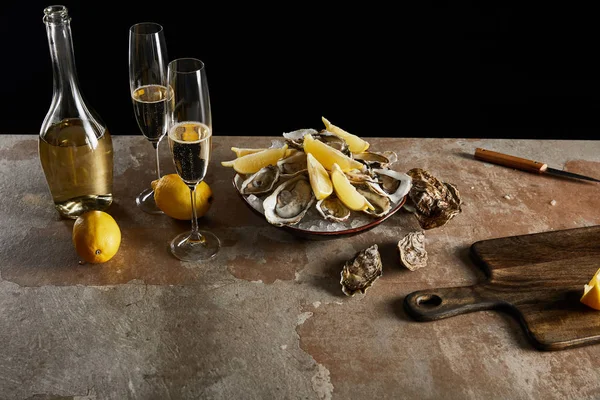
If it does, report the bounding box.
[282,129,350,155]
[344,169,379,185]
[372,168,412,204]
[316,196,351,222]
[398,231,428,271]
[277,151,307,178]
[240,165,280,195]
[341,244,383,296]
[353,152,392,169]
[354,183,392,218]
[316,130,350,155]
[263,174,315,227]
[283,129,318,149]
[405,168,462,230]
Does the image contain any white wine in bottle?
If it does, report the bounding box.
[39,119,113,217]
[39,6,113,219]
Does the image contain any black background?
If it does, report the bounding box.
[2,1,600,139]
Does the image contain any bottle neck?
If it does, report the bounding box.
[45,18,81,100]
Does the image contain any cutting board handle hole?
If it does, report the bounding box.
[416,294,442,308]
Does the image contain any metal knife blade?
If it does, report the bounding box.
[544,167,600,183]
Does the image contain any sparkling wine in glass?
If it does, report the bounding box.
[167,58,220,261]
[128,22,170,214]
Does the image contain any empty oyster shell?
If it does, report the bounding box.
[372,168,412,204]
[240,165,280,195]
[341,244,383,296]
[277,151,307,177]
[263,175,315,227]
[398,231,427,271]
[405,168,462,230]
[316,196,351,222]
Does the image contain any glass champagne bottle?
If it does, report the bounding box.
[39,5,114,219]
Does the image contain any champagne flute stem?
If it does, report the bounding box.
[152,141,161,180]
[189,185,204,242]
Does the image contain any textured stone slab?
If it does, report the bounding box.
[1,134,600,399]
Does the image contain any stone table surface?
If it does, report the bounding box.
[2,134,600,400]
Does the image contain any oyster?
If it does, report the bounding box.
[353,151,392,169]
[277,151,307,177]
[316,196,351,222]
[344,169,379,184]
[405,168,462,230]
[340,244,383,296]
[282,128,350,155]
[354,183,392,218]
[240,165,280,195]
[316,130,350,155]
[263,175,315,227]
[372,168,412,204]
[398,231,428,271]
[283,128,318,149]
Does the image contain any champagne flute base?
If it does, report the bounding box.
[170,230,220,262]
[136,187,163,214]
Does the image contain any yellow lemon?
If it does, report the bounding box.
[581,268,600,310]
[231,147,296,158]
[152,174,213,220]
[72,211,121,264]
[303,133,364,172]
[322,116,370,153]
[231,147,266,157]
[331,163,374,211]
[221,145,288,174]
[307,153,333,200]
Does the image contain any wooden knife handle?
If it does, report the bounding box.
[403,286,501,321]
[474,148,548,173]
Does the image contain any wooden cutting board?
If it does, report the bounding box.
[404,226,600,351]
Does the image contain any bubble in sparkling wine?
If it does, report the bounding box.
[168,121,211,185]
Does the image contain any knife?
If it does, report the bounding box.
[474,148,600,183]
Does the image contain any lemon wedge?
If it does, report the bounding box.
[221,145,288,174]
[307,153,333,200]
[303,134,364,172]
[231,147,295,158]
[231,147,266,157]
[581,267,600,310]
[322,116,370,153]
[331,163,374,211]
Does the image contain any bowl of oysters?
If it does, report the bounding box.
[221,117,412,239]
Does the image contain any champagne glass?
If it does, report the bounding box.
[166,58,220,261]
[128,22,169,214]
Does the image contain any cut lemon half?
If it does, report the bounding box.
[303,133,364,172]
[231,147,295,158]
[221,145,288,174]
[581,267,600,310]
[307,153,333,200]
[331,163,374,211]
[322,116,370,153]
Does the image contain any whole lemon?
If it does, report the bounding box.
[72,211,121,264]
[152,174,213,220]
